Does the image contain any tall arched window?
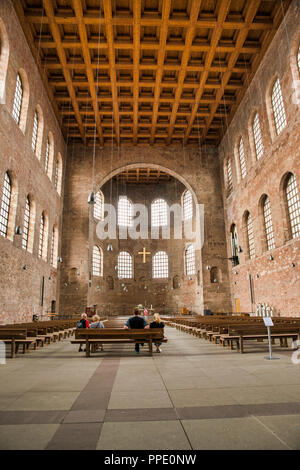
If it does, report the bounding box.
[31,111,39,153]
[253,113,264,160]
[230,224,239,266]
[94,190,104,220]
[38,212,48,261]
[297,44,300,72]
[118,196,133,227]
[0,172,11,238]
[227,157,233,193]
[45,137,50,173]
[22,197,31,250]
[50,225,58,268]
[246,212,256,259]
[54,153,63,195]
[12,73,23,125]
[263,196,275,251]
[118,251,132,279]
[182,190,193,221]
[153,251,168,278]
[271,78,287,135]
[238,138,246,179]
[286,173,300,239]
[185,244,195,276]
[0,18,9,103]
[92,245,103,276]
[151,198,168,227]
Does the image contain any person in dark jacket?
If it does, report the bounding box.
[77,313,90,352]
[124,309,149,354]
[150,313,165,353]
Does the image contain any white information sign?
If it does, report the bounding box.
[263,317,274,327]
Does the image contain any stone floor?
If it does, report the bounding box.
[0,325,300,450]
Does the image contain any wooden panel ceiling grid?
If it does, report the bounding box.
[113,168,172,184]
[13,0,292,147]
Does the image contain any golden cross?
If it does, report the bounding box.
[138,247,151,263]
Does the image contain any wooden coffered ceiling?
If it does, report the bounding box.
[113,167,172,184]
[14,0,292,148]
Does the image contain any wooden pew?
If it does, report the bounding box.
[0,329,36,358]
[71,328,167,357]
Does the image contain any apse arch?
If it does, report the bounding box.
[96,162,200,208]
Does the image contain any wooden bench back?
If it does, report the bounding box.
[0,329,27,339]
[75,328,164,340]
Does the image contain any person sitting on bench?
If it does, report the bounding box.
[124,309,149,354]
[90,314,104,351]
[150,313,165,353]
[77,313,90,352]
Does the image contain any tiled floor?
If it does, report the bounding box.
[0,325,300,450]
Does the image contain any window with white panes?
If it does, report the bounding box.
[185,244,195,276]
[272,78,287,135]
[297,44,300,72]
[31,111,38,153]
[92,245,102,276]
[151,198,168,227]
[94,190,104,220]
[22,197,30,250]
[118,196,133,227]
[263,197,275,251]
[227,158,233,193]
[0,172,11,238]
[286,174,300,239]
[118,251,132,279]
[253,113,264,160]
[238,138,247,179]
[38,213,45,259]
[12,74,23,125]
[246,213,256,259]
[153,251,168,278]
[183,190,193,221]
[45,138,50,173]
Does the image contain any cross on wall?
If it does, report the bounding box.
[138,247,151,263]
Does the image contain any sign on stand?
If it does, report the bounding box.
[263,317,279,360]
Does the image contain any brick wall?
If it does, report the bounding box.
[218,0,300,317]
[0,2,66,323]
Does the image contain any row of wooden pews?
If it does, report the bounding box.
[0,320,77,358]
[163,315,300,354]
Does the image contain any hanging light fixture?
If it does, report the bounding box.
[107,243,113,252]
[15,225,22,235]
[88,191,96,204]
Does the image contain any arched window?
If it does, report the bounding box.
[238,138,246,179]
[263,196,275,251]
[94,190,104,220]
[12,73,23,125]
[118,251,132,279]
[0,172,11,238]
[118,196,133,227]
[271,78,287,135]
[0,18,9,103]
[286,173,300,239]
[297,44,300,72]
[182,190,193,221]
[38,212,48,261]
[153,251,168,278]
[22,197,31,250]
[227,157,233,193]
[92,245,103,276]
[185,244,195,276]
[246,213,256,259]
[230,224,239,266]
[45,137,50,173]
[50,225,58,268]
[31,111,39,153]
[151,198,168,227]
[252,113,264,160]
[54,153,63,195]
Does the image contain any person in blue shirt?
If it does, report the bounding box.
[124,309,149,354]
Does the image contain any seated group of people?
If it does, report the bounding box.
[77,309,164,354]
